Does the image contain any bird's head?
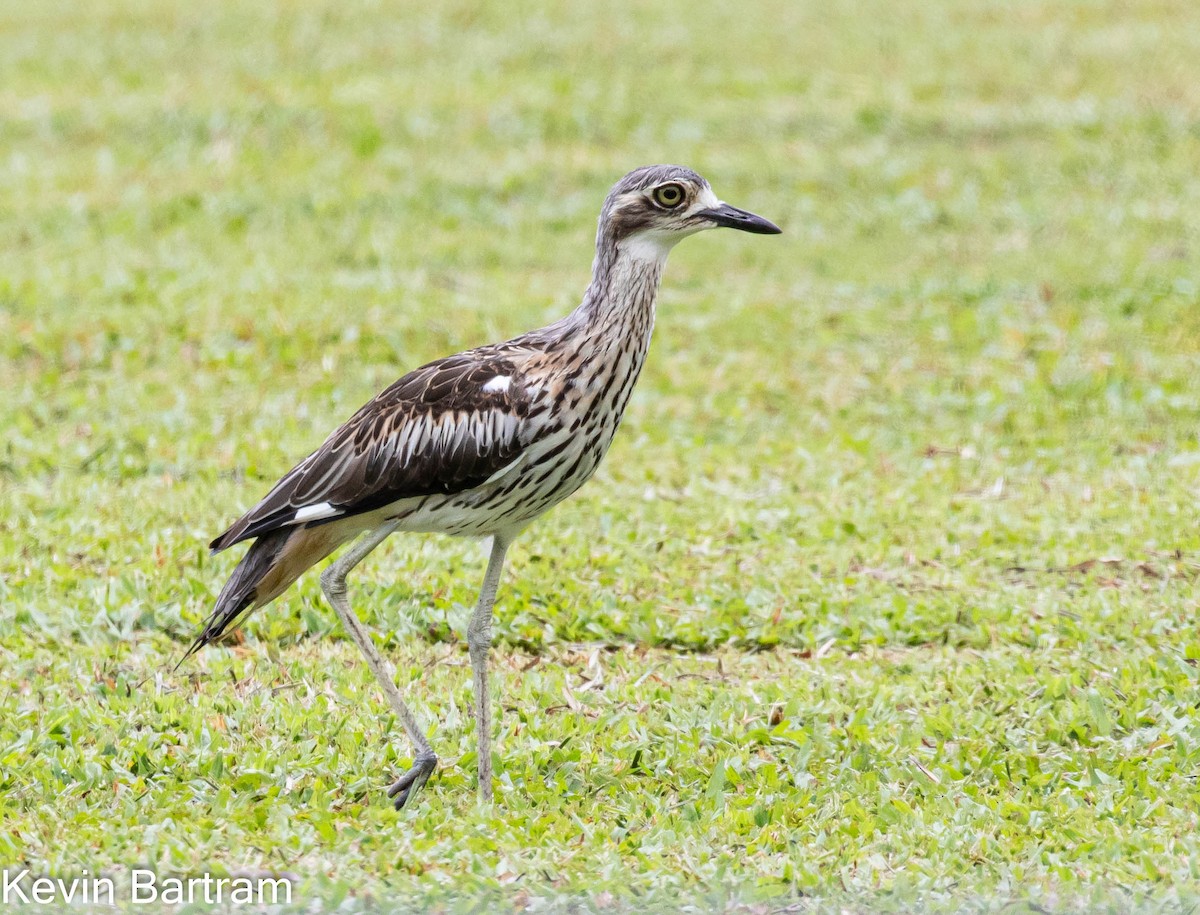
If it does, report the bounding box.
[597,165,781,263]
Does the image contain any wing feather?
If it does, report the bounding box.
[211,351,533,551]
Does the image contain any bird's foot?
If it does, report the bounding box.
[387,751,437,810]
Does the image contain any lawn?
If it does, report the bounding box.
[3,0,1200,910]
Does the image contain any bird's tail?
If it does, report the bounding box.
[177,526,293,668]
[178,520,356,669]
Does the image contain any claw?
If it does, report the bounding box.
[387,752,437,809]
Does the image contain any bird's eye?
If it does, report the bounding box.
[652,183,685,209]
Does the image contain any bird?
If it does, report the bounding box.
[182,164,781,809]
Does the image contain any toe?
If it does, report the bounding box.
[386,753,437,809]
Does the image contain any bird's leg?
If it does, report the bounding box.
[319,521,436,810]
[466,532,513,803]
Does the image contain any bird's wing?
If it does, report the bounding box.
[210,350,535,551]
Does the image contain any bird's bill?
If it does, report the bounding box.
[698,203,782,235]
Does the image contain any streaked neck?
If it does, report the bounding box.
[571,232,671,332]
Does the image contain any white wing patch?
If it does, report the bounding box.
[293,502,342,523]
[482,375,512,394]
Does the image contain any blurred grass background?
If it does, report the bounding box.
[2,0,1200,911]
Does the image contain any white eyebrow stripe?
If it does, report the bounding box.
[293,502,342,523]
[482,375,511,394]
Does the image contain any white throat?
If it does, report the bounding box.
[618,231,677,265]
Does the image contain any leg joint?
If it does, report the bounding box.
[466,622,492,652]
[319,564,344,596]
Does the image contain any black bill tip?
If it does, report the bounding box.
[699,203,782,235]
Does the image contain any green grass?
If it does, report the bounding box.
[3,0,1200,910]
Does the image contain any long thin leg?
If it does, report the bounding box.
[319,521,436,809]
[466,532,514,802]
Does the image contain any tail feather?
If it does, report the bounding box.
[179,520,356,669]
[177,527,292,668]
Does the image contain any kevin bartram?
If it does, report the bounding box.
[2,868,293,906]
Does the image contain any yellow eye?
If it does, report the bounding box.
[652,183,685,209]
